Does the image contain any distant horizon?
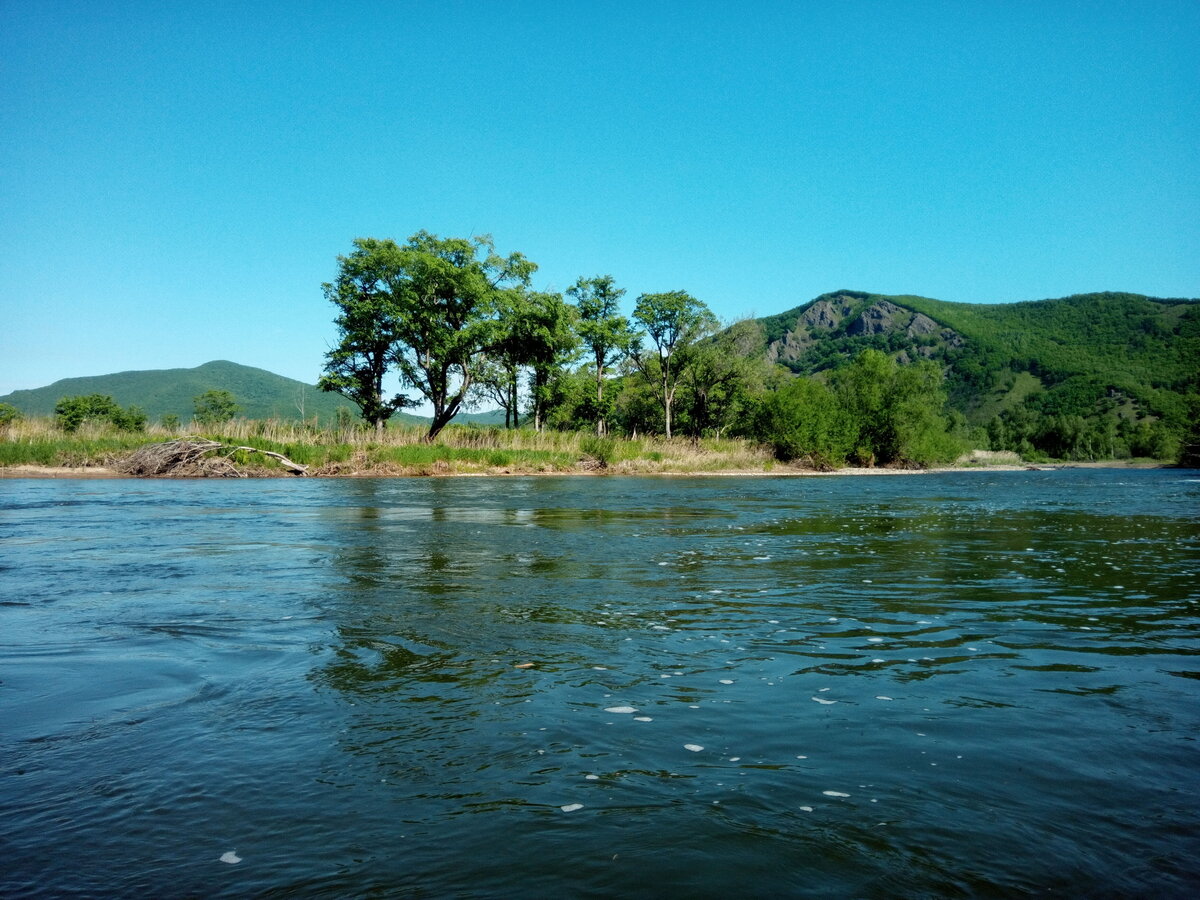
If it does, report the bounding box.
[4,2,1196,396]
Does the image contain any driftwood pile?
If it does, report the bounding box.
[115,439,308,477]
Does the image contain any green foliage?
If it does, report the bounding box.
[567,275,634,435]
[753,351,959,468]
[1179,395,1200,467]
[677,320,774,439]
[193,389,240,425]
[631,290,719,438]
[831,351,961,466]
[481,289,579,429]
[54,394,147,433]
[321,232,537,440]
[161,413,180,429]
[0,403,21,427]
[754,377,853,468]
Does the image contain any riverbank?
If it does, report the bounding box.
[0,420,1175,479]
[0,459,1170,479]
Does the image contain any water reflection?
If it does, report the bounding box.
[3,471,1197,897]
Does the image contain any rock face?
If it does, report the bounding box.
[763,294,964,372]
[847,300,906,336]
[802,297,855,331]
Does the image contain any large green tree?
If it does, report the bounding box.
[566,275,634,435]
[54,394,146,433]
[754,377,853,468]
[320,232,536,440]
[631,290,718,438]
[395,232,535,440]
[318,238,413,433]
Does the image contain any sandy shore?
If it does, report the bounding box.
[0,465,124,478]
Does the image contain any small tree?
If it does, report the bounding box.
[567,275,634,435]
[193,389,240,425]
[0,402,21,427]
[631,291,718,438]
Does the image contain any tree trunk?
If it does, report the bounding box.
[596,361,606,436]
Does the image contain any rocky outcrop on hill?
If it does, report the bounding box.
[764,294,964,370]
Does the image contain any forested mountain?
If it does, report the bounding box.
[0,361,361,424]
[745,290,1198,459]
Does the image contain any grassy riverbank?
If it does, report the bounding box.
[0,418,777,476]
[1,418,1174,478]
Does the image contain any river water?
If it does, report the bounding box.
[1,470,1198,897]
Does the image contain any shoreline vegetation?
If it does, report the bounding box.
[0,417,1173,480]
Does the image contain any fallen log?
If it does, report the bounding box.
[115,439,309,477]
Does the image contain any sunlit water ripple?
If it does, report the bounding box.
[1,470,1198,897]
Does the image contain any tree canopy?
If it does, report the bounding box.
[567,275,634,435]
[319,232,536,440]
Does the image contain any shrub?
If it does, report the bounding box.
[54,394,146,432]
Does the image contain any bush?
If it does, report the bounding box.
[0,403,21,427]
[754,378,852,467]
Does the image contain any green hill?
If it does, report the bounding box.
[0,360,509,428]
[747,290,1199,459]
[1,360,370,425]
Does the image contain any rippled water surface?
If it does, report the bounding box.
[2,470,1198,897]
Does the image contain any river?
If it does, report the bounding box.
[2,470,1198,897]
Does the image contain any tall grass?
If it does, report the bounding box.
[0,416,777,474]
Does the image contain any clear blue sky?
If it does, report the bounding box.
[2,0,1197,396]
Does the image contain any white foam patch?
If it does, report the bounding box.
[719,679,734,685]
[585,774,599,780]
[799,805,813,812]
[604,706,637,714]
[812,697,837,705]
[634,716,653,722]
[220,851,241,864]
[560,803,583,812]
[823,790,850,798]
[684,743,704,752]
[867,637,884,643]
[876,696,893,701]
